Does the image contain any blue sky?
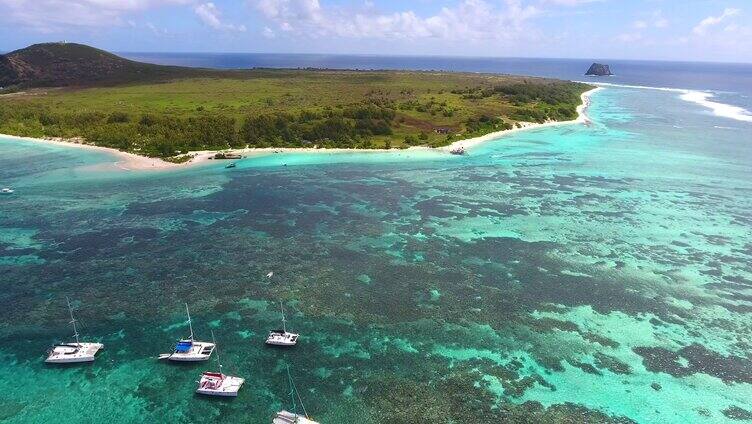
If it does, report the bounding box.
[0,1,750,62]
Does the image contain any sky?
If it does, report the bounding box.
[0,0,750,63]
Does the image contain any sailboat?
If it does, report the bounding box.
[158,303,215,362]
[195,331,244,397]
[273,366,320,424]
[266,302,299,347]
[45,297,103,364]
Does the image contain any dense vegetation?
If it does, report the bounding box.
[0,45,592,158]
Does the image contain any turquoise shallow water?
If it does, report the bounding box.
[0,87,751,423]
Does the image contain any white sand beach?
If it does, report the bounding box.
[0,87,601,171]
[0,134,179,171]
[438,86,601,152]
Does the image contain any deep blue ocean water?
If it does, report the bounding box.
[122,52,752,104]
[1,56,751,423]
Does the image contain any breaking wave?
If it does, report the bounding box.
[579,82,752,123]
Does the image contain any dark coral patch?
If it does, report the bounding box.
[723,406,752,421]
[594,353,632,375]
[633,344,752,384]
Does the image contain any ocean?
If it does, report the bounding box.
[1,56,751,423]
[122,52,752,106]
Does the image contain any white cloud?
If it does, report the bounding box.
[194,2,246,32]
[619,9,669,44]
[0,0,191,31]
[649,10,668,28]
[630,10,668,33]
[146,21,170,35]
[543,0,600,5]
[252,0,539,42]
[693,8,740,36]
[616,32,642,43]
[653,14,668,29]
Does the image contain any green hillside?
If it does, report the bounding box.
[0,42,209,89]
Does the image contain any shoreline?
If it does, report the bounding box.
[438,86,601,152]
[0,134,180,171]
[0,87,601,171]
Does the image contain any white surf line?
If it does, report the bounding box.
[677,91,752,123]
[578,81,752,123]
[575,81,687,93]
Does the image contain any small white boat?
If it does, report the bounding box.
[45,297,103,364]
[196,371,245,397]
[195,331,244,397]
[273,366,320,424]
[159,303,215,362]
[449,146,465,155]
[266,302,299,347]
[0,188,14,195]
[273,411,320,424]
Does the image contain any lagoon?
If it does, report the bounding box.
[1,81,751,422]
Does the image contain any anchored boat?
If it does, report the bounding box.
[159,303,215,362]
[449,146,465,155]
[266,302,299,347]
[195,331,244,397]
[273,366,320,424]
[45,297,103,364]
[273,411,320,424]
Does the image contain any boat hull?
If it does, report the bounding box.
[168,355,211,362]
[265,340,297,346]
[162,340,215,362]
[196,374,244,397]
[45,343,103,364]
[273,410,320,424]
[45,355,97,364]
[195,388,240,397]
[265,331,299,346]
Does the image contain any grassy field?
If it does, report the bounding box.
[0,69,592,157]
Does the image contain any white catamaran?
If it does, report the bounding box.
[159,303,215,362]
[195,331,244,397]
[266,302,299,347]
[273,366,320,424]
[45,297,103,364]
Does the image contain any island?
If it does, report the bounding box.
[0,43,594,164]
[585,63,613,76]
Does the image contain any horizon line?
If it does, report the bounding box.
[1,41,750,66]
[115,51,752,67]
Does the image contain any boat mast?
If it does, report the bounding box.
[280,301,287,333]
[286,365,310,419]
[185,303,194,341]
[66,296,80,346]
[286,365,297,417]
[211,330,222,375]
